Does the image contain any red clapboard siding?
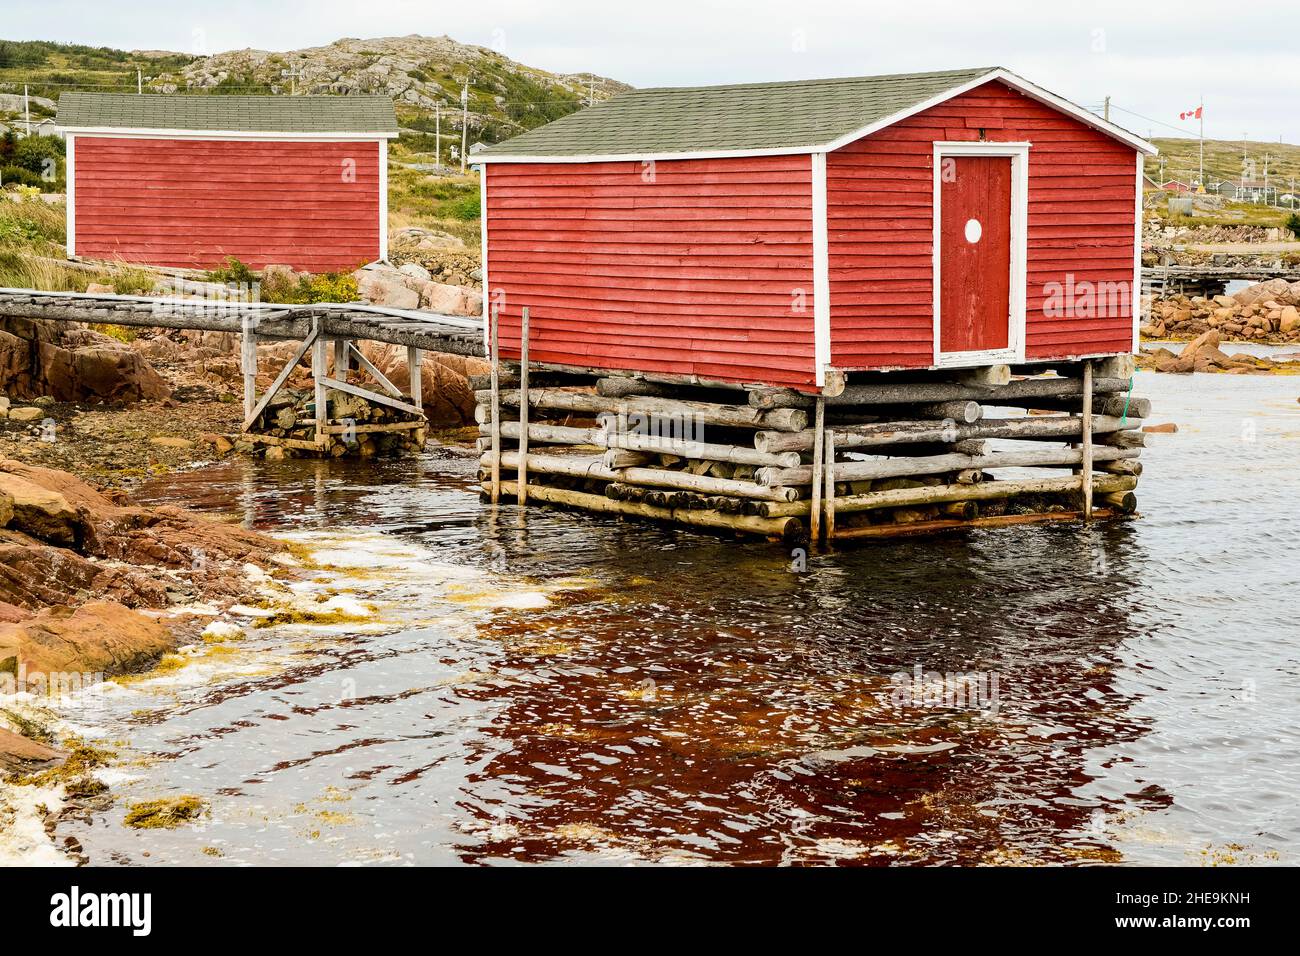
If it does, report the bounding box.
[485,156,816,387]
[73,137,381,272]
[828,80,1137,369]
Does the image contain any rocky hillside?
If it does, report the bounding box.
[0,35,628,147]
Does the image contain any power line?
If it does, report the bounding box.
[1105,103,1195,137]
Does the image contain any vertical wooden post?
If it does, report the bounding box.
[311,327,328,448]
[517,307,530,505]
[406,345,423,405]
[1081,359,1094,520]
[489,302,502,504]
[810,398,825,546]
[823,427,836,543]
[407,345,424,447]
[240,315,258,420]
[333,338,348,381]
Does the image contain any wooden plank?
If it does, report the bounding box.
[517,307,531,506]
[1081,360,1094,520]
[489,302,502,504]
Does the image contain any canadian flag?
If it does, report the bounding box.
[1180,106,1203,120]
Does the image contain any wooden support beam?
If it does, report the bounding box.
[830,509,1120,540]
[748,376,1132,410]
[483,450,798,502]
[489,302,502,504]
[322,376,423,416]
[476,388,808,432]
[479,421,801,468]
[823,427,836,542]
[757,473,1137,518]
[753,413,1140,454]
[240,315,258,420]
[486,480,803,541]
[311,330,328,446]
[1081,359,1094,520]
[341,341,403,398]
[810,398,825,546]
[517,307,530,506]
[756,445,1140,486]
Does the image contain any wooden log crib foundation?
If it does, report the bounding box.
[475,307,1147,546]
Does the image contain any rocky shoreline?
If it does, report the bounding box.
[0,456,295,855]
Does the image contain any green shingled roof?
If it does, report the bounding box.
[476,67,1000,158]
[56,93,398,135]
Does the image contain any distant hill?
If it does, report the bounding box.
[0,35,629,147]
[1147,136,1300,193]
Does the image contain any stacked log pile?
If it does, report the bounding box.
[474,360,1147,544]
[237,386,425,459]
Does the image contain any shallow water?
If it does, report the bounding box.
[37,372,1300,865]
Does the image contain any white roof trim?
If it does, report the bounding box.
[472,68,1156,164]
[472,144,818,165]
[59,126,398,141]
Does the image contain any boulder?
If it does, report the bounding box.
[7,407,43,422]
[1281,306,1300,334]
[85,282,115,295]
[1177,328,1221,364]
[0,601,175,681]
[1233,278,1290,308]
[0,473,80,546]
[355,270,420,310]
[419,281,469,314]
[398,262,432,284]
[0,319,171,404]
[0,727,64,774]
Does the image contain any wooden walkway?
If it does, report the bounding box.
[0,287,485,357]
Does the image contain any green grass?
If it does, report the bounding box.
[0,197,65,252]
[386,153,482,244]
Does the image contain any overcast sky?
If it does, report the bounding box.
[7,1,1299,156]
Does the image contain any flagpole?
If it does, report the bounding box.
[1199,97,1204,190]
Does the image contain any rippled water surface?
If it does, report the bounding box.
[53,371,1300,865]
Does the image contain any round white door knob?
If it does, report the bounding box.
[964,218,982,243]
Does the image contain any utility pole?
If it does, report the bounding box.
[281,65,303,95]
[1103,95,1110,122]
[23,84,30,136]
[460,79,469,174]
[137,68,143,94]
[588,75,596,107]
[1197,98,1203,189]
[435,102,441,167]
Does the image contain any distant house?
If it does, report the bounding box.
[1160,180,1191,193]
[30,117,62,138]
[1237,178,1276,204]
[56,93,398,271]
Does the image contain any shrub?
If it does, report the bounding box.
[205,256,257,286]
[0,165,44,189]
[450,194,481,221]
[1286,213,1300,239]
[110,265,157,295]
[260,268,359,304]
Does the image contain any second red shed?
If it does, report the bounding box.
[57,93,398,273]
[473,67,1157,391]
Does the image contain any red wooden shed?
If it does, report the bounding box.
[473,67,1156,392]
[56,93,398,273]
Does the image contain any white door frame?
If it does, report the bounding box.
[931,141,1030,367]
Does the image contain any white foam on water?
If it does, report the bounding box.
[0,780,69,867]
